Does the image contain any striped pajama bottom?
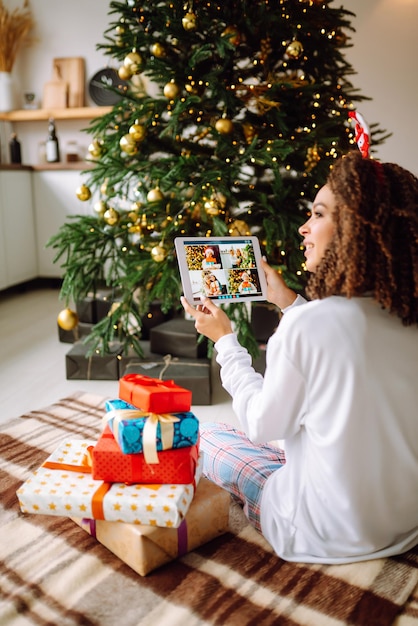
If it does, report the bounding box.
[199,422,286,532]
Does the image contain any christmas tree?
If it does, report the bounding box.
[48,0,387,358]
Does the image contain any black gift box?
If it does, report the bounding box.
[65,341,122,380]
[150,318,207,359]
[120,341,211,405]
[76,294,174,338]
[139,300,175,340]
[57,322,93,344]
[250,302,280,342]
[94,287,122,321]
[76,296,96,324]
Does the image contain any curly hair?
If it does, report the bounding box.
[306,151,418,325]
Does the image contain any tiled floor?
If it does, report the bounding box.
[0,283,237,426]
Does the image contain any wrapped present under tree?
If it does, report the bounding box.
[104,399,199,455]
[17,439,201,527]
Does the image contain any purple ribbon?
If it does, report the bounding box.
[177,519,188,556]
[82,518,97,539]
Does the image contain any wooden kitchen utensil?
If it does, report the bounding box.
[53,57,85,108]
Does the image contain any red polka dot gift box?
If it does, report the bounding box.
[92,425,200,485]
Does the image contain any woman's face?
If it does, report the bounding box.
[298,184,336,272]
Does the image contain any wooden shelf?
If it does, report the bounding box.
[0,106,112,122]
[32,161,96,171]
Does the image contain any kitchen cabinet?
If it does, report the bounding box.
[32,169,91,277]
[0,169,37,289]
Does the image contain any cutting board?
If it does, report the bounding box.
[53,57,85,108]
[42,65,68,109]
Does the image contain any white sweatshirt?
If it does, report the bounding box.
[215,295,418,563]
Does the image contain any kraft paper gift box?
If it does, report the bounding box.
[71,477,230,576]
[104,398,199,454]
[150,318,208,359]
[92,426,200,484]
[66,341,122,380]
[119,373,192,413]
[17,439,202,527]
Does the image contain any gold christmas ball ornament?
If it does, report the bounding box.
[286,40,304,59]
[118,64,132,81]
[94,200,107,215]
[130,200,143,212]
[221,25,241,47]
[204,198,220,216]
[182,11,198,32]
[229,219,250,236]
[76,184,92,201]
[123,51,144,75]
[129,121,147,142]
[147,187,164,202]
[127,209,140,223]
[87,139,104,159]
[242,122,256,144]
[215,117,234,135]
[163,81,180,99]
[103,207,120,226]
[57,308,79,331]
[150,42,167,58]
[119,133,138,155]
[151,244,167,262]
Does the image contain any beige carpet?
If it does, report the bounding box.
[1,391,418,625]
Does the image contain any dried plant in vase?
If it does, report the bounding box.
[0,0,35,73]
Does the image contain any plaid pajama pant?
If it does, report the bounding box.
[199,422,286,531]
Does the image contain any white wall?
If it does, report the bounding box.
[346,0,418,174]
[1,0,109,163]
[11,0,109,106]
[2,0,418,174]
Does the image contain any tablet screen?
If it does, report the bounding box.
[175,236,268,304]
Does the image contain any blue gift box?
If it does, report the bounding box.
[104,399,199,455]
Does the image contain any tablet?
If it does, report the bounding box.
[175,236,268,304]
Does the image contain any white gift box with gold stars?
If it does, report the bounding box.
[17,439,202,528]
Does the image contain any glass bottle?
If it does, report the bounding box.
[9,133,22,164]
[46,118,60,163]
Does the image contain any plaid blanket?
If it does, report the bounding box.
[1,391,418,626]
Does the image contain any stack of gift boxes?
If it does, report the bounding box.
[16,374,230,576]
[60,289,212,404]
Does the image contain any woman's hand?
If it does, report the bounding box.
[261,258,297,310]
[180,296,234,343]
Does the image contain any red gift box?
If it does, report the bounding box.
[119,373,192,413]
[92,426,199,484]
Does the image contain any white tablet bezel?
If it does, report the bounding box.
[175,236,268,304]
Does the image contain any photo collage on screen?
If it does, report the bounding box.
[184,240,263,301]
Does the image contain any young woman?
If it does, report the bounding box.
[181,151,418,564]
